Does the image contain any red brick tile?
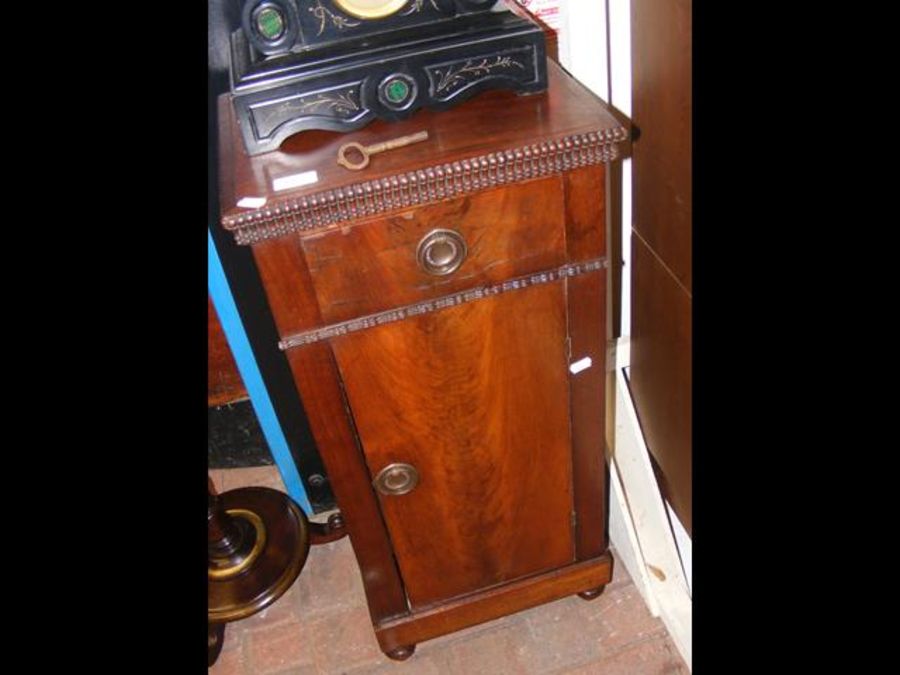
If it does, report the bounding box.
[443,624,531,675]
[343,650,446,675]
[560,635,689,674]
[244,578,305,628]
[514,581,668,673]
[424,611,516,649]
[293,538,368,618]
[270,665,319,675]
[581,584,668,656]
[214,622,243,655]
[309,605,387,672]
[517,596,606,673]
[208,639,248,675]
[244,616,318,675]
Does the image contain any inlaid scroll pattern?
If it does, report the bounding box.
[402,0,441,14]
[223,128,627,245]
[431,55,526,95]
[278,258,608,350]
[309,0,362,35]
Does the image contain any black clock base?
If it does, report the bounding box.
[229,9,548,156]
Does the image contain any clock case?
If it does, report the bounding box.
[229,0,548,155]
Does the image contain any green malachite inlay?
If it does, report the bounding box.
[385,78,410,103]
[257,7,285,40]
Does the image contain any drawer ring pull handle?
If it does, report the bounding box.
[416,228,467,276]
[373,463,419,496]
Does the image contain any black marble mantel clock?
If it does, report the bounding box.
[229,0,548,155]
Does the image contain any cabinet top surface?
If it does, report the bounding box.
[218,59,628,244]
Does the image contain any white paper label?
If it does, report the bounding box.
[272,170,319,192]
[515,0,562,30]
[569,356,593,374]
[237,196,267,209]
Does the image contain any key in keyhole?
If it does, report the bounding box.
[336,131,430,171]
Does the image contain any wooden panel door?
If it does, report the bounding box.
[331,282,575,609]
[630,0,692,534]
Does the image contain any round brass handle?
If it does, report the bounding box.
[373,463,419,496]
[416,229,467,276]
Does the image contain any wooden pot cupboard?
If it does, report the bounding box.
[217,59,629,660]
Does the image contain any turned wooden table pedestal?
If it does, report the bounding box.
[217,59,628,660]
[206,479,346,666]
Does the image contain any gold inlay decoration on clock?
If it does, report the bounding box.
[332,0,409,20]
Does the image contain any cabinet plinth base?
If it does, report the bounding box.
[374,553,613,657]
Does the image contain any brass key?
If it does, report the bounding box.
[337,131,429,171]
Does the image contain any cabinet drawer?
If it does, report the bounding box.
[300,176,566,324]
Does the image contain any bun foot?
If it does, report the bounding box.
[577,585,606,601]
[385,645,416,661]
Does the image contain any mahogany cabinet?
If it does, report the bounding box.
[217,59,628,659]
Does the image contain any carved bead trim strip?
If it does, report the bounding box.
[279,258,608,351]
[224,128,627,245]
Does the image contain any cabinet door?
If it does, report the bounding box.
[331,282,575,609]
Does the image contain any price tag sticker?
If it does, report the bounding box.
[569,356,593,375]
[569,356,594,375]
[272,170,319,192]
[237,196,267,209]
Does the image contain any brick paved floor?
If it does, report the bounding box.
[209,467,689,674]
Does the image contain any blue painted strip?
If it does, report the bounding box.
[208,228,312,513]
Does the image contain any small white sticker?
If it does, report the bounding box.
[273,170,319,192]
[237,196,267,209]
[569,356,593,374]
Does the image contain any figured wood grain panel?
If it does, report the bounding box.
[208,295,248,406]
[630,235,691,534]
[631,0,691,291]
[283,344,411,620]
[249,242,410,622]
[563,165,607,260]
[566,271,608,558]
[332,282,574,609]
[301,177,566,323]
[562,165,609,559]
[251,236,325,336]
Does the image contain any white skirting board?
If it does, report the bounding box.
[608,452,660,616]
[608,363,692,669]
[666,498,693,597]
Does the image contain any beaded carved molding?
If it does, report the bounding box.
[279,258,608,350]
[223,128,627,245]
